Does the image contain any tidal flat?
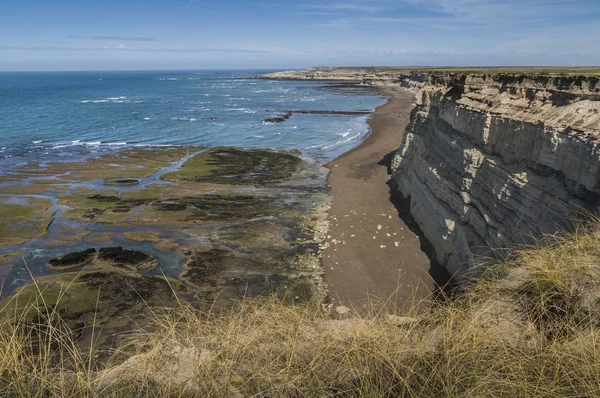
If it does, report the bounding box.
[0,146,330,347]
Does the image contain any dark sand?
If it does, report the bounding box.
[323,87,435,311]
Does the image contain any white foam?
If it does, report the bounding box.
[81,96,138,104]
[322,131,362,150]
[170,117,196,121]
[107,142,127,146]
[143,117,150,120]
[227,108,256,114]
[133,144,180,147]
[32,140,42,144]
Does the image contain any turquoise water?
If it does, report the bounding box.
[0,70,386,166]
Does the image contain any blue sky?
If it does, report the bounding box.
[1,0,599,71]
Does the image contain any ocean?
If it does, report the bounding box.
[0,70,386,166]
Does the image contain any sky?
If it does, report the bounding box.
[1,0,600,71]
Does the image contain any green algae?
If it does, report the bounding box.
[103,178,140,187]
[46,247,157,272]
[48,248,97,271]
[98,247,157,271]
[161,147,303,185]
[0,197,54,248]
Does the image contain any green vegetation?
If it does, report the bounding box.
[161,147,303,185]
[3,221,600,396]
[0,197,54,248]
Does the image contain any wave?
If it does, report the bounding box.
[253,88,290,94]
[32,140,42,144]
[159,77,207,81]
[227,108,256,114]
[51,140,102,149]
[170,117,197,122]
[81,96,142,104]
[133,144,180,148]
[322,130,364,150]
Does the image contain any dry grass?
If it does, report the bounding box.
[4,222,600,397]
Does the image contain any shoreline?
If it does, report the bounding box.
[322,86,434,311]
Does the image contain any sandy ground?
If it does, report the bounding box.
[322,87,435,312]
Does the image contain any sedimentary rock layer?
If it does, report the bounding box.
[391,73,600,276]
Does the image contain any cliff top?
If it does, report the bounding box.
[268,66,600,77]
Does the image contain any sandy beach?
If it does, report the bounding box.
[322,87,435,311]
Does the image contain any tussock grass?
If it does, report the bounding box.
[4,223,600,396]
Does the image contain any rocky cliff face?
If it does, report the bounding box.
[391,74,600,277]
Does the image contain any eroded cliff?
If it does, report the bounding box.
[391,73,600,276]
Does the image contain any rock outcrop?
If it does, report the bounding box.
[393,73,600,277]
[261,67,428,90]
[263,68,600,278]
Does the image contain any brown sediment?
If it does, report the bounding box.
[322,88,433,311]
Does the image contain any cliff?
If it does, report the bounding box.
[263,68,600,277]
[261,67,427,89]
[392,73,600,276]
